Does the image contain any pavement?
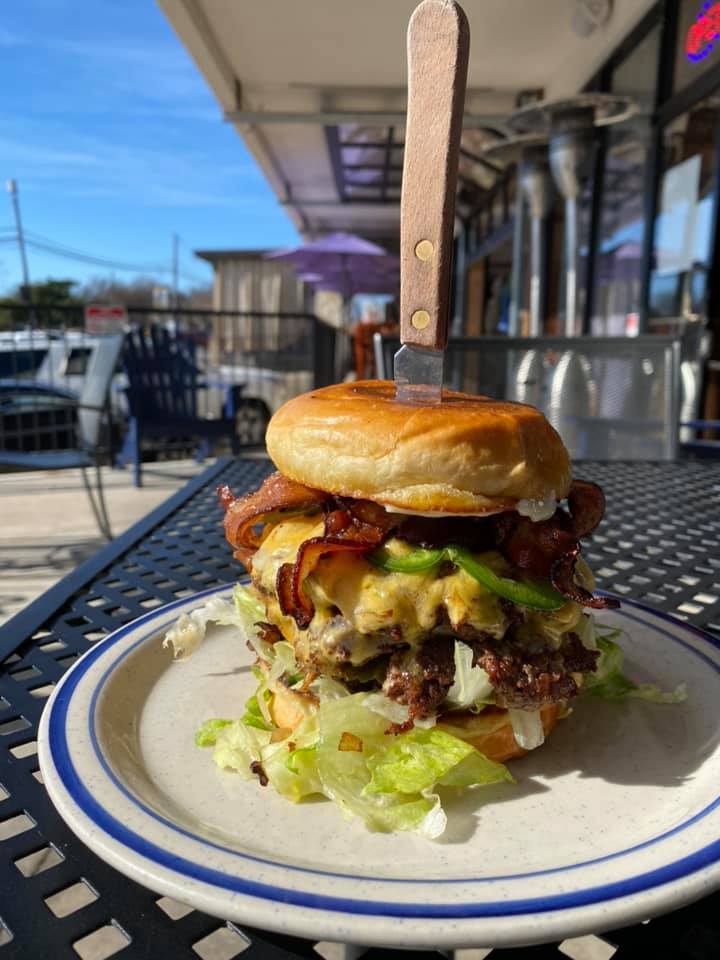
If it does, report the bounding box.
[0,459,210,626]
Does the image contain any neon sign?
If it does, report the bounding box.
[687,2,720,61]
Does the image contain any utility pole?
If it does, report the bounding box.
[6,179,32,307]
[172,233,179,309]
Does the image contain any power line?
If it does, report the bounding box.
[0,239,210,285]
[0,226,212,285]
[21,230,170,273]
[22,238,172,273]
[176,234,211,286]
[179,260,211,286]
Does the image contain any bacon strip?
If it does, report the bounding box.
[221,473,330,563]
[342,498,398,533]
[217,484,236,512]
[551,548,620,610]
[325,498,398,541]
[500,512,576,579]
[397,515,497,551]
[497,482,617,609]
[568,479,606,539]
[277,537,382,629]
[221,472,615,613]
[276,498,398,629]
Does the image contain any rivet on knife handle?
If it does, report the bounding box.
[399,0,470,352]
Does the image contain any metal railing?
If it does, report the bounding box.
[375,333,685,460]
[0,303,345,461]
[0,303,342,405]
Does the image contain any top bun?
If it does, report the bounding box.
[265,380,571,514]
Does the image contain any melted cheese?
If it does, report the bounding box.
[251,518,584,669]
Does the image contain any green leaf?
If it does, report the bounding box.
[194,718,232,747]
[315,695,513,838]
[212,719,272,776]
[585,634,687,703]
[364,728,474,795]
[233,582,265,623]
[364,727,512,795]
[286,743,318,773]
[586,669,638,699]
[438,750,515,788]
[261,715,321,801]
[241,695,273,731]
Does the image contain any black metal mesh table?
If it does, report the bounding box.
[1,457,718,960]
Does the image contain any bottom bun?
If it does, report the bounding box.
[435,704,560,763]
[268,677,560,764]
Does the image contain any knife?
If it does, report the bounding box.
[394,0,470,404]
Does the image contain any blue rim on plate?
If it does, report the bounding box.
[38,586,720,944]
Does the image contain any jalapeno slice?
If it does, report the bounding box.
[370,543,565,611]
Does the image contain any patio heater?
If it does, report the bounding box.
[508,95,635,453]
[480,134,551,408]
[509,94,635,335]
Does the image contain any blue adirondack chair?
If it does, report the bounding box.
[118,326,242,487]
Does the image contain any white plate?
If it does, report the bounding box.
[38,585,720,950]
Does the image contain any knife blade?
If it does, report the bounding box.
[394,344,444,405]
[394,0,470,404]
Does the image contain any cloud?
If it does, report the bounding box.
[1,125,268,210]
[0,22,214,111]
[0,139,102,170]
[16,33,213,107]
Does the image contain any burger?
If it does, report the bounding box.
[171,380,629,838]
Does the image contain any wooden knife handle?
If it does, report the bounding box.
[400,0,470,351]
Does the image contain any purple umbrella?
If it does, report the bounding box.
[299,267,399,298]
[267,232,399,300]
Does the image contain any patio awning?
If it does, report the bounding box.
[158,0,655,242]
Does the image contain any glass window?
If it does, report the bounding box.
[675,0,720,93]
[591,25,660,335]
[648,93,720,329]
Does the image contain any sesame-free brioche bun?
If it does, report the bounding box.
[435,703,561,763]
[269,681,561,764]
[265,380,571,514]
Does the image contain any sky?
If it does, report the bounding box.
[0,0,300,296]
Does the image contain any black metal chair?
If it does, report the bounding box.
[0,334,123,539]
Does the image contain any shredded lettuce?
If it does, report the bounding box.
[251,640,314,725]
[163,584,264,660]
[233,582,265,622]
[315,696,445,838]
[194,718,233,746]
[197,688,512,838]
[261,714,322,801]
[445,640,494,710]
[211,720,272,778]
[360,692,435,729]
[364,726,513,796]
[182,586,688,840]
[585,630,687,704]
[508,709,545,750]
[241,693,273,731]
[577,613,597,650]
[310,676,351,701]
[163,594,240,659]
[315,695,511,838]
